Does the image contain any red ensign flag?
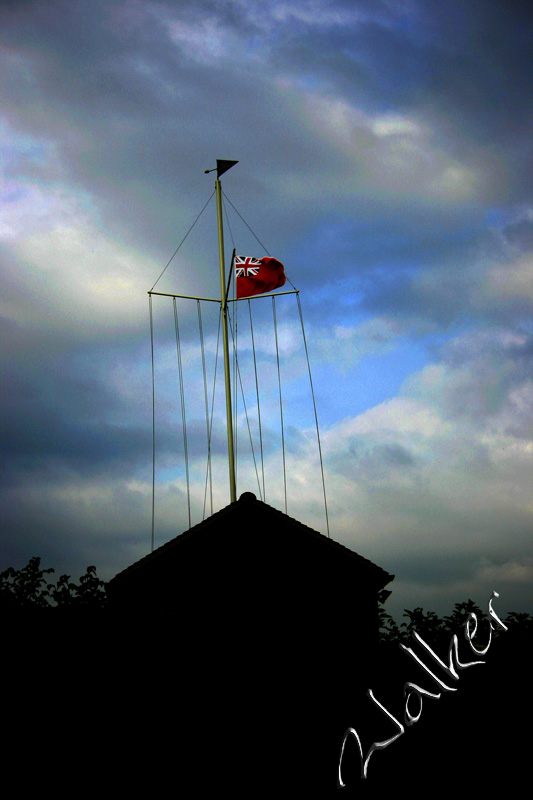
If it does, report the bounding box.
[235,255,286,298]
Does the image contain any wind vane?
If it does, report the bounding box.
[204,159,240,179]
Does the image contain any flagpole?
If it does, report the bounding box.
[215,175,237,503]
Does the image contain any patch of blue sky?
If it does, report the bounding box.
[1,184,28,204]
[155,466,190,486]
[311,337,431,425]
[1,130,51,171]
[290,213,483,280]
[484,206,524,230]
[304,281,366,318]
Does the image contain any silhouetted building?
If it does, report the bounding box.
[107,492,394,792]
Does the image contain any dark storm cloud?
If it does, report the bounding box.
[0,327,230,487]
[358,220,533,330]
[270,15,432,109]
[234,0,533,150]
[503,217,533,250]
[2,0,334,246]
[0,401,150,483]
[3,0,529,291]
[360,263,478,326]
[418,0,533,130]
[1,473,154,580]
[1,0,210,250]
[0,321,147,481]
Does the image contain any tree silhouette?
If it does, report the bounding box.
[0,557,107,609]
[378,595,531,645]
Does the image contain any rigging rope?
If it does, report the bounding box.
[272,296,288,513]
[203,308,222,520]
[150,190,215,291]
[197,300,213,516]
[173,298,192,529]
[248,299,266,502]
[228,309,263,499]
[222,194,236,252]
[296,294,330,537]
[233,305,239,489]
[222,191,271,257]
[222,190,298,291]
[149,294,156,553]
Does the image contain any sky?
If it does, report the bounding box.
[1,0,532,623]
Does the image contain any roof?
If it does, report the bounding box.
[109,492,394,593]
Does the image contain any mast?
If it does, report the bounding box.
[205,159,239,502]
[215,174,236,502]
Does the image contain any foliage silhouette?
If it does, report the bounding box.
[0,557,107,610]
[2,558,529,636]
[378,594,531,646]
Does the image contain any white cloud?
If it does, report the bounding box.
[234,0,368,30]
[372,114,422,138]
[485,253,533,302]
[257,326,533,610]
[271,85,483,207]
[325,317,410,368]
[5,219,152,338]
[474,557,533,586]
[0,145,164,341]
[167,17,231,63]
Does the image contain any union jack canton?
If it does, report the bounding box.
[235,255,262,277]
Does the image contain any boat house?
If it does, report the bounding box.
[107,491,393,791]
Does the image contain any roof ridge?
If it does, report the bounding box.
[108,493,394,586]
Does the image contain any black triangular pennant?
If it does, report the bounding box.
[216,159,239,178]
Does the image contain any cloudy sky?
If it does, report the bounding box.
[2,0,532,622]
